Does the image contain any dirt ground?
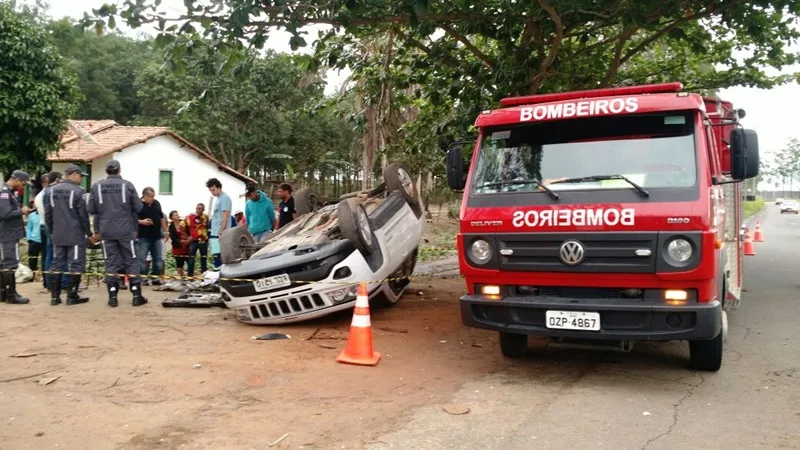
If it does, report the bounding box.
[0,274,506,450]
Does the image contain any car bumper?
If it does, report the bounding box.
[460,295,721,341]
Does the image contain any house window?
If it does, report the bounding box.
[159,170,173,195]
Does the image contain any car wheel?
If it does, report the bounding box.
[499,332,528,358]
[337,197,375,255]
[294,187,322,215]
[383,162,422,217]
[220,226,255,264]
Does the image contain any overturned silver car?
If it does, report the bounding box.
[218,163,426,325]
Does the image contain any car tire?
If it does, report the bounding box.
[337,197,375,256]
[294,187,322,215]
[499,332,528,358]
[220,226,255,264]
[383,162,422,217]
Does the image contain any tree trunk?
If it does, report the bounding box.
[362,103,379,190]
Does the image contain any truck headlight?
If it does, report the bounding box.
[666,238,692,263]
[471,239,492,264]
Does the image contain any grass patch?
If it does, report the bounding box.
[743,197,765,219]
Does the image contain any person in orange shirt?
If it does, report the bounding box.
[183,203,209,278]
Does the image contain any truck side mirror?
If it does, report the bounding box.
[446,145,466,191]
[730,128,760,180]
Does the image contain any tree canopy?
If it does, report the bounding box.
[84,0,800,186]
[0,2,79,173]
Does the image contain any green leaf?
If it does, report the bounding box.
[289,35,306,51]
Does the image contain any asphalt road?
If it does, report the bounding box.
[374,205,800,450]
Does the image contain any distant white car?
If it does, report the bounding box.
[218,162,426,325]
[780,200,799,214]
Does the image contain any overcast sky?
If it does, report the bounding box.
[46,0,800,185]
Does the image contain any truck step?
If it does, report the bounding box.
[546,337,635,353]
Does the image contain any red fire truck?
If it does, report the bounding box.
[446,82,759,371]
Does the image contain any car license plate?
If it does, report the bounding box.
[253,274,291,292]
[545,310,601,331]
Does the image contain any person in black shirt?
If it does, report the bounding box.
[275,183,296,229]
[136,187,167,285]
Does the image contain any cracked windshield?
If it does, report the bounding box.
[471,112,697,194]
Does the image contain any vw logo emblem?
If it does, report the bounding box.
[559,240,585,266]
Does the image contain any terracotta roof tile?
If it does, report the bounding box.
[49,121,255,184]
[61,120,118,144]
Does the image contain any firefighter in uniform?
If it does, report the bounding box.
[0,170,31,304]
[44,164,93,306]
[87,160,145,307]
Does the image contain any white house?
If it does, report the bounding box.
[48,120,253,217]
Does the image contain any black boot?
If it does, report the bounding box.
[5,272,30,305]
[49,270,62,305]
[0,272,6,303]
[107,281,119,308]
[66,275,89,305]
[131,281,148,307]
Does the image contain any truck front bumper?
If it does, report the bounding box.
[461,295,721,341]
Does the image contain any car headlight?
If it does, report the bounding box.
[471,239,492,264]
[666,238,692,263]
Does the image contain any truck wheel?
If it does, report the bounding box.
[337,197,375,256]
[383,162,422,217]
[689,331,723,371]
[294,187,322,215]
[499,332,528,358]
[220,226,255,264]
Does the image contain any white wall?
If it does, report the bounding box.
[54,135,248,218]
[112,135,247,217]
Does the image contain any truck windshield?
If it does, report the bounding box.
[471,111,697,195]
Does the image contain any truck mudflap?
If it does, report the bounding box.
[461,295,722,341]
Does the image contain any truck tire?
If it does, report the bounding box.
[689,331,723,372]
[337,197,375,256]
[499,332,528,358]
[383,163,422,217]
[294,187,322,215]
[220,226,255,264]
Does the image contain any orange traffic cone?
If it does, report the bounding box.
[744,227,755,256]
[753,221,764,242]
[337,282,381,366]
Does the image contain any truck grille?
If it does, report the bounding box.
[497,232,657,273]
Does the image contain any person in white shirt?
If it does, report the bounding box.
[34,173,50,290]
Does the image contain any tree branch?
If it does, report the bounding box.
[516,16,538,64]
[441,24,495,68]
[392,28,462,69]
[599,26,639,87]
[616,5,723,70]
[529,0,563,94]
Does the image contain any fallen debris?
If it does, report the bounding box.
[0,369,57,384]
[442,404,471,416]
[252,333,291,341]
[38,375,61,386]
[162,293,225,308]
[268,433,289,447]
